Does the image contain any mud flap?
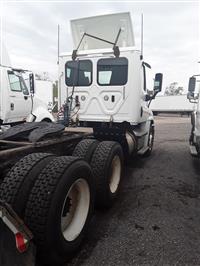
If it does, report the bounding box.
[0,220,36,266]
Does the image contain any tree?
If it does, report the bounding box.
[165,82,183,96]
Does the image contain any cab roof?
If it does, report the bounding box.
[59,46,139,59]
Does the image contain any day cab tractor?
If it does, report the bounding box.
[0,13,162,266]
[0,42,54,132]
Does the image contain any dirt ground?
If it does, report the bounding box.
[69,116,200,266]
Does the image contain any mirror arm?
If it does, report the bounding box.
[187,92,199,103]
[145,94,151,101]
[146,91,159,107]
[151,90,159,100]
[189,99,198,104]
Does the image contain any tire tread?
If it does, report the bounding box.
[0,153,54,215]
[72,139,99,162]
[91,141,123,207]
[24,156,79,246]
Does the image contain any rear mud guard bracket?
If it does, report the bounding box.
[0,201,35,266]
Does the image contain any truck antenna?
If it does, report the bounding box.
[57,24,60,65]
[140,14,143,60]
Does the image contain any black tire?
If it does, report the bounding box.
[0,153,55,218]
[72,139,99,163]
[24,156,94,266]
[143,123,154,157]
[90,141,124,208]
[41,118,52,122]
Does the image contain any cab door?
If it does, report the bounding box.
[6,71,31,123]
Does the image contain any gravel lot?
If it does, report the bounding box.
[69,116,200,266]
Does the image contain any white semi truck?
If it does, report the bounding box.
[58,13,162,155]
[0,44,54,130]
[187,75,200,156]
[0,13,162,266]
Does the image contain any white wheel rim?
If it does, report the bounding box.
[61,178,90,242]
[109,155,121,193]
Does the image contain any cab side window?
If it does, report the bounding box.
[8,71,22,92]
[8,71,29,95]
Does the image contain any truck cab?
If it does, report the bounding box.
[0,44,54,129]
[0,67,32,124]
[58,12,163,156]
[0,67,55,127]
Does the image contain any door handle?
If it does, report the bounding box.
[24,96,28,100]
[10,103,14,111]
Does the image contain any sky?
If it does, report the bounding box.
[1,0,200,92]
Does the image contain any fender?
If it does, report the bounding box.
[148,111,154,123]
[143,117,154,149]
[26,107,54,122]
[32,106,55,122]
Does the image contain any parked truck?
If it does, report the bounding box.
[0,13,162,266]
[0,43,54,131]
[187,75,200,156]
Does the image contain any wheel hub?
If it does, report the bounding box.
[109,155,121,194]
[61,178,90,242]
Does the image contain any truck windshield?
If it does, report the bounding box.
[97,57,128,86]
[65,60,92,87]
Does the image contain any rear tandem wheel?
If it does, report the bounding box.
[90,141,124,208]
[24,156,95,266]
[72,138,99,163]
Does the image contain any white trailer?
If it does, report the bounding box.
[151,94,195,115]
[0,43,54,129]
